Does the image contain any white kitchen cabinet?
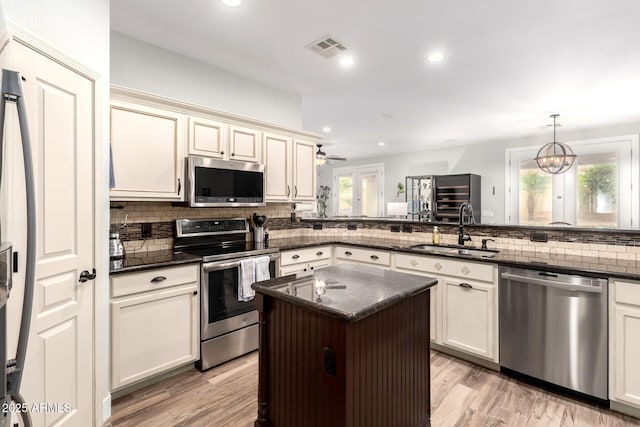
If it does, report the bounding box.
[394,252,497,361]
[111,264,200,390]
[263,136,317,202]
[188,116,229,158]
[292,139,317,201]
[393,253,442,344]
[335,245,391,268]
[279,246,333,276]
[610,279,640,409]
[442,277,495,359]
[229,124,262,162]
[263,133,293,201]
[110,99,185,200]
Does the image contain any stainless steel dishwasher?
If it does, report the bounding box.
[499,266,608,400]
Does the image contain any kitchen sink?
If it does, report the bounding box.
[409,244,498,259]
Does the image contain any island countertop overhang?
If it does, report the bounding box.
[252,263,437,322]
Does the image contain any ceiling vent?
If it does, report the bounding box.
[306,35,347,59]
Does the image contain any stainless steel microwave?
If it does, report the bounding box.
[186,156,265,207]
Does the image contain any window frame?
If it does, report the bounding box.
[505,135,639,228]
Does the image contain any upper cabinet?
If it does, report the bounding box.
[110,100,185,201]
[263,136,317,202]
[188,116,228,158]
[110,87,320,202]
[229,125,262,163]
[292,140,316,201]
[263,133,292,201]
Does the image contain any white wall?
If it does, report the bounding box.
[111,31,303,129]
[320,121,640,224]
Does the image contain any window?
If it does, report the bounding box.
[506,135,638,228]
[333,164,384,217]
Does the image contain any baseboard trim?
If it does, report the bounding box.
[610,400,640,419]
[431,343,500,371]
[110,362,195,400]
[102,393,111,424]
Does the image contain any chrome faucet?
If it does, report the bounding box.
[458,202,475,246]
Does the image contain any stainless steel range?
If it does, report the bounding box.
[174,218,279,371]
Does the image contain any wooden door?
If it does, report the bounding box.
[292,140,316,201]
[229,125,261,163]
[12,40,95,427]
[188,116,228,158]
[263,133,292,201]
[110,100,184,200]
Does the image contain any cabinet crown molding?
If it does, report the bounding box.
[110,85,321,141]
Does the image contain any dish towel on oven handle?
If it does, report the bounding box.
[239,258,257,302]
[238,256,272,302]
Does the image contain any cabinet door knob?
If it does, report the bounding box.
[221,150,225,155]
[232,152,235,156]
[292,254,300,260]
[151,276,167,283]
[344,251,352,256]
[370,255,379,260]
[193,290,198,295]
[459,283,473,289]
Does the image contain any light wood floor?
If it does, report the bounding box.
[108,351,639,427]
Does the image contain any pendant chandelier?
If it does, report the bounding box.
[535,114,576,174]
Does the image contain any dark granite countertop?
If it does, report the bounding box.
[109,250,201,275]
[252,263,437,322]
[268,237,640,280]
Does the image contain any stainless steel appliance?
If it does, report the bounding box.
[109,232,124,259]
[186,156,265,207]
[499,266,608,400]
[1,69,36,427]
[174,218,279,370]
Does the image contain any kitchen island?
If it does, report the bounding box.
[251,264,437,427]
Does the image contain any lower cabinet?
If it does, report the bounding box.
[394,252,498,362]
[279,245,333,276]
[334,245,391,268]
[610,279,640,409]
[110,264,200,391]
[442,277,495,360]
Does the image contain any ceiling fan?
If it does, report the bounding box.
[316,144,347,166]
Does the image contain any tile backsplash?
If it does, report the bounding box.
[111,202,640,262]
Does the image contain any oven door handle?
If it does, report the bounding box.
[202,253,280,273]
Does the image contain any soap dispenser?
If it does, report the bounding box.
[432,226,440,245]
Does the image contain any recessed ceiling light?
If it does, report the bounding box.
[339,55,355,68]
[378,141,385,146]
[426,52,445,63]
[322,126,332,133]
[221,0,242,7]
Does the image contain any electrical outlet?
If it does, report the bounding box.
[313,223,323,230]
[347,224,357,231]
[141,223,153,238]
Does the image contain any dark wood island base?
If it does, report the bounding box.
[252,264,436,427]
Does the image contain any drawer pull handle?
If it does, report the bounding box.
[459,283,473,289]
[292,254,300,260]
[151,276,167,283]
[344,251,353,256]
[316,251,323,256]
[370,255,379,260]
